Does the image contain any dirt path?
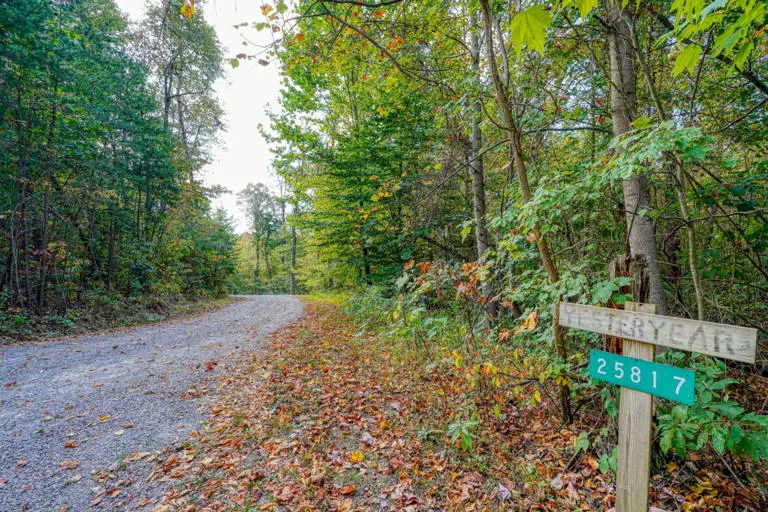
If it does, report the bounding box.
[0,295,303,512]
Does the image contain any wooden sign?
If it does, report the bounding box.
[559,302,757,363]
[558,301,758,512]
[589,350,695,404]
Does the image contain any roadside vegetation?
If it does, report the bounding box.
[251,0,768,507]
[125,302,766,510]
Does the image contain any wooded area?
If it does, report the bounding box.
[0,0,238,336]
[250,0,768,502]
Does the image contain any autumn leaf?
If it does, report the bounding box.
[64,441,78,448]
[522,311,539,332]
[180,2,195,19]
[348,451,364,463]
[60,459,79,470]
[339,484,357,495]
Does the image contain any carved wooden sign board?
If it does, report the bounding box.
[558,302,758,512]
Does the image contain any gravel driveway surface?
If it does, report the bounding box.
[0,295,303,511]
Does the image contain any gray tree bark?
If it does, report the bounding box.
[604,0,668,314]
[468,12,497,323]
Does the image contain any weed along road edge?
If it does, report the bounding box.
[0,295,303,512]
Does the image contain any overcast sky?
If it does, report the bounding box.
[115,0,284,233]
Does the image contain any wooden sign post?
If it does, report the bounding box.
[558,302,757,512]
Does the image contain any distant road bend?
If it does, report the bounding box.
[0,295,304,511]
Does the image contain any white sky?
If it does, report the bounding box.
[115,0,284,233]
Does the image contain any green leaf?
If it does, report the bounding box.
[712,428,726,453]
[229,58,240,69]
[733,40,754,70]
[673,44,702,76]
[708,377,738,390]
[576,0,598,19]
[509,5,552,55]
[562,0,599,19]
[660,429,672,453]
[631,116,654,130]
[591,280,619,304]
[708,401,744,419]
[574,432,590,453]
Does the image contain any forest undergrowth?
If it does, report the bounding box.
[0,295,233,345]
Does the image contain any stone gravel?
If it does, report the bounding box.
[0,295,304,511]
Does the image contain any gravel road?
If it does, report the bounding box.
[0,295,303,511]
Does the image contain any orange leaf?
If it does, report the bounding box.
[339,484,357,495]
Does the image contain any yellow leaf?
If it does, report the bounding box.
[534,390,542,402]
[349,451,364,463]
[522,311,539,332]
[180,2,195,19]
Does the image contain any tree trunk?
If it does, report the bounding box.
[478,0,571,423]
[15,85,35,312]
[290,224,297,295]
[362,245,372,286]
[604,0,668,314]
[38,61,60,312]
[468,12,498,324]
[264,241,272,279]
[255,236,261,280]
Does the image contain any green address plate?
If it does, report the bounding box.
[589,350,695,405]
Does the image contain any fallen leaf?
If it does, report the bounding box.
[16,460,28,468]
[60,459,79,470]
[135,496,153,507]
[349,451,364,463]
[339,484,357,495]
[5,381,16,387]
[113,429,125,436]
[64,474,82,485]
[64,441,78,448]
